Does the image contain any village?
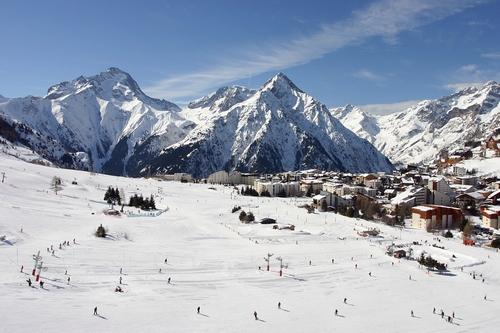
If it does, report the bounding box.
[155,133,500,253]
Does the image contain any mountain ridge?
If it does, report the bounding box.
[332,81,500,165]
[1,68,394,177]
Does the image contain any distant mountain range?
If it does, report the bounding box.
[332,81,500,166]
[0,68,393,177]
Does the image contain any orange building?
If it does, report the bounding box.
[411,205,464,231]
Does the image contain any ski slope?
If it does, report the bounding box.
[0,155,499,332]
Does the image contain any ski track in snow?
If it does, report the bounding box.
[0,154,499,332]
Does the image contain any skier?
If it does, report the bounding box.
[335,309,338,316]
[254,311,258,320]
[119,277,122,284]
[159,268,162,273]
[197,306,200,314]
[484,295,487,300]
[411,310,414,317]
[344,298,347,304]
[441,310,444,318]
[409,275,411,280]
[168,277,171,284]
[452,312,455,318]
[67,277,70,284]
[73,238,76,244]
[93,307,98,315]
[433,307,435,314]
[309,260,312,266]
[26,278,32,287]
[331,259,334,264]
[20,265,23,273]
[164,258,168,264]
[369,272,372,277]
[39,280,44,288]
[355,264,358,269]
[278,302,281,309]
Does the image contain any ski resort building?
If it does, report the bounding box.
[481,206,500,229]
[428,177,454,206]
[254,180,300,197]
[411,205,464,231]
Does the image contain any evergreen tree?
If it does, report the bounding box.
[149,195,156,210]
[239,211,247,222]
[306,186,313,197]
[321,200,328,212]
[260,189,271,197]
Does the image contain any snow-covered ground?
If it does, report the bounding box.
[456,157,500,177]
[1,155,499,332]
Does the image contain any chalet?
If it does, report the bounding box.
[393,249,407,258]
[455,175,478,186]
[411,205,463,231]
[486,190,500,205]
[455,192,486,210]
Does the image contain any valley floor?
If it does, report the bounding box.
[0,155,499,332]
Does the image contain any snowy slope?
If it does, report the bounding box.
[456,157,500,177]
[1,154,499,332]
[145,74,393,177]
[332,82,500,165]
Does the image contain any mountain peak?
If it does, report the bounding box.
[188,85,255,111]
[262,73,304,95]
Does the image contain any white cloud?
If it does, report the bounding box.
[358,100,420,115]
[444,82,484,92]
[145,0,486,101]
[481,52,500,59]
[444,63,499,92]
[352,69,386,82]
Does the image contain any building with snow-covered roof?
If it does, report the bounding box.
[487,190,500,205]
[456,192,486,210]
[481,206,500,229]
[411,205,463,231]
[428,177,454,206]
[254,180,300,197]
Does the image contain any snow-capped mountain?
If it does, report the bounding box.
[0,69,393,177]
[332,81,500,165]
[141,73,393,177]
[0,68,192,174]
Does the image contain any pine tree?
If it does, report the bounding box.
[149,195,156,210]
[321,200,328,212]
[306,186,313,197]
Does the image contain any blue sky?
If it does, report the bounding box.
[1,0,499,112]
